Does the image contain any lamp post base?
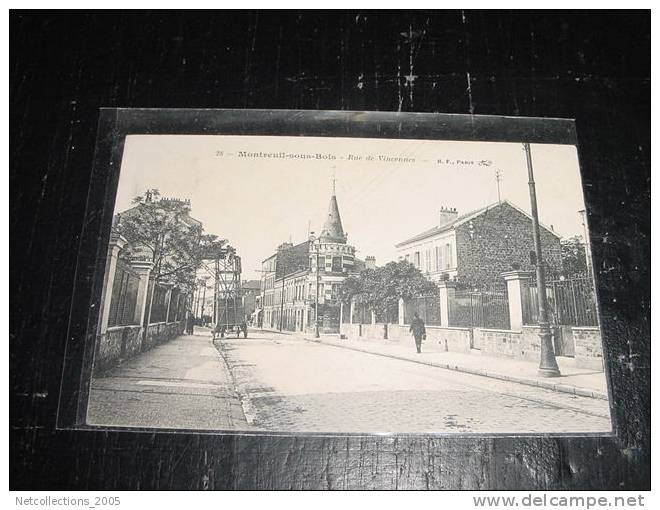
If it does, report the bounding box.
[537,323,561,378]
[538,366,562,378]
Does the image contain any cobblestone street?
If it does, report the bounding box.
[219,330,612,434]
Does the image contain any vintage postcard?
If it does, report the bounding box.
[85,128,611,434]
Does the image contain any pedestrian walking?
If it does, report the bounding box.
[409,312,426,354]
[186,312,195,335]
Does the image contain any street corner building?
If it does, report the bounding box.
[395,200,561,286]
[385,199,604,371]
[260,189,374,334]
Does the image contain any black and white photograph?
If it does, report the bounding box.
[11,10,649,493]
[86,131,612,434]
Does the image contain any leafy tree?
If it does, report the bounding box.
[339,260,437,321]
[560,235,588,277]
[114,189,215,293]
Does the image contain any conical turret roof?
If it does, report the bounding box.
[319,194,347,243]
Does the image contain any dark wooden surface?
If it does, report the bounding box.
[10,11,650,490]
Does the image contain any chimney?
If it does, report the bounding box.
[365,256,376,270]
[439,206,459,226]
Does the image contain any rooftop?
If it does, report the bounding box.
[319,193,347,243]
[395,199,561,247]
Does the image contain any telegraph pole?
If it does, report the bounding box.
[213,258,219,326]
[309,234,321,338]
[524,142,561,377]
[578,209,593,278]
[278,251,287,332]
[200,280,207,321]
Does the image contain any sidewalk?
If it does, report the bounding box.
[303,334,609,400]
[88,327,250,430]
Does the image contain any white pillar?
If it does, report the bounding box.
[437,281,456,328]
[130,260,154,326]
[371,310,376,325]
[501,270,533,331]
[98,234,128,335]
[398,298,405,326]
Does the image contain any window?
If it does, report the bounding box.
[332,256,342,273]
[425,249,431,272]
[317,256,325,272]
[444,243,453,269]
[434,246,441,271]
[413,251,420,268]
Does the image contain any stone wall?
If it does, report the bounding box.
[340,317,605,370]
[573,326,604,370]
[142,322,162,351]
[94,327,124,373]
[340,322,472,354]
[340,323,361,339]
[121,325,144,358]
[473,328,523,359]
[429,326,473,353]
[454,202,561,285]
[473,326,571,363]
[361,323,388,341]
[520,326,545,361]
[94,320,185,374]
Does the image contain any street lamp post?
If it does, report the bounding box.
[279,271,286,332]
[524,142,561,378]
[200,280,206,322]
[309,234,321,338]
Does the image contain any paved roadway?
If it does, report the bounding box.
[219,330,612,434]
[87,328,611,434]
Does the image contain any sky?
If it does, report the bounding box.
[115,135,587,281]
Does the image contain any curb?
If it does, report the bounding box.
[305,337,608,401]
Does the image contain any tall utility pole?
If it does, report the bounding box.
[578,209,593,278]
[314,240,320,338]
[278,251,287,332]
[213,258,219,326]
[200,280,207,321]
[524,143,561,378]
[308,234,321,338]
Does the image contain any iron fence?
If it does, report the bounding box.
[404,295,442,326]
[448,284,511,330]
[167,288,186,322]
[352,302,371,324]
[108,260,139,327]
[522,276,598,327]
[150,282,169,323]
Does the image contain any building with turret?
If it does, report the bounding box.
[259,187,370,334]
